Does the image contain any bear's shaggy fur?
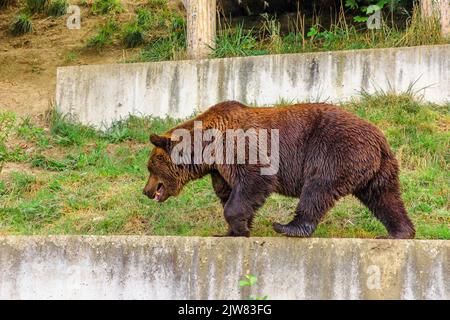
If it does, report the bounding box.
[143,101,415,238]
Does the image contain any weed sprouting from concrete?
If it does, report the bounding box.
[239,274,268,300]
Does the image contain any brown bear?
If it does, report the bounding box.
[143,101,415,239]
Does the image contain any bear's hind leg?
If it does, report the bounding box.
[273,178,340,237]
[355,184,415,239]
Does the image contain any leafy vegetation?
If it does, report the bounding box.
[25,0,49,14]
[210,4,448,60]
[47,0,68,17]
[0,93,448,238]
[135,7,151,30]
[91,0,123,15]
[213,23,268,58]
[139,33,186,61]
[86,18,118,51]
[119,7,154,48]
[239,275,268,300]
[121,22,145,48]
[9,13,33,36]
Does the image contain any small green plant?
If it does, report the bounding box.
[47,0,68,17]
[26,0,49,13]
[213,23,267,58]
[64,51,77,63]
[140,32,185,61]
[9,172,36,193]
[147,0,167,9]
[171,14,185,34]
[0,112,16,163]
[9,14,33,36]
[87,18,118,50]
[16,116,50,148]
[348,0,388,23]
[91,0,123,15]
[239,274,268,300]
[50,111,97,146]
[260,13,282,53]
[122,22,145,48]
[31,154,69,171]
[397,4,445,47]
[136,7,151,30]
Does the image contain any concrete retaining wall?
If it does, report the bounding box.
[56,45,450,128]
[0,236,448,300]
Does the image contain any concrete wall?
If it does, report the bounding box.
[56,45,450,128]
[0,236,448,300]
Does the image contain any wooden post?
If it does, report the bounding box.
[421,0,433,17]
[438,0,450,36]
[421,0,450,36]
[185,0,217,59]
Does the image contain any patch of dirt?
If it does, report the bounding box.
[123,215,152,234]
[0,161,39,179]
[0,1,143,118]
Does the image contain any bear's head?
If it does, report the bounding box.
[143,134,190,202]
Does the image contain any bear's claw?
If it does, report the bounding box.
[272,222,315,237]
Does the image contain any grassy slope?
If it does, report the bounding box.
[0,93,449,238]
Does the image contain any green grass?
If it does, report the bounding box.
[91,0,123,15]
[9,13,33,36]
[211,17,447,60]
[135,7,151,30]
[213,23,269,58]
[139,33,185,62]
[25,0,49,14]
[47,0,68,17]
[121,22,145,48]
[0,93,448,238]
[86,18,118,51]
[135,4,448,62]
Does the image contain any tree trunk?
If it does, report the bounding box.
[421,0,450,36]
[186,0,217,59]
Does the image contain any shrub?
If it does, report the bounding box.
[10,14,33,36]
[136,7,151,30]
[91,0,123,15]
[147,0,167,9]
[397,4,445,47]
[47,0,68,17]
[87,19,118,50]
[26,0,49,13]
[213,23,267,58]
[140,33,185,61]
[122,22,145,48]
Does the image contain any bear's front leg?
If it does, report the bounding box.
[221,180,273,237]
[211,171,231,207]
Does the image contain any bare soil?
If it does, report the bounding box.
[0,1,143,118]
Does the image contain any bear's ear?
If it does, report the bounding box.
[150,134,171,153]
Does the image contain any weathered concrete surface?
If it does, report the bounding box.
[0,236,448,300]
[56,45,450,128]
